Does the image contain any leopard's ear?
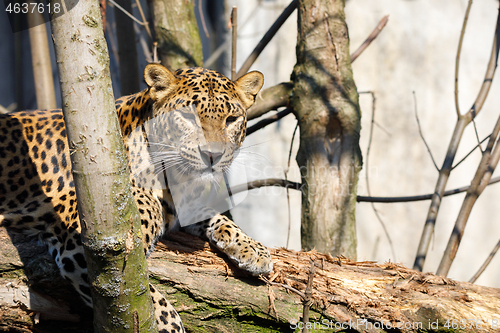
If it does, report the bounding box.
[234,71,264,109]
[144,64,177,101]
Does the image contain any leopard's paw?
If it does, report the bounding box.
[207,216,273,275]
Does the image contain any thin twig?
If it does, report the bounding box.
[285,123,299,249]
[469,239,500,283]
[204,3,260,68]
[452,135,490,170]
[413,3,500,272]
[413,91,439,171]
[198,0,209,38]
[350,15,389,62]
[133,0,152,39]
[260,276,305,299]
[247,108,293,136]
[301,261,316,333]
[362,91,396,260]
[108,0,148,26]
[455,0,473,118]
[472,117,484,153]
[231,7,237,80]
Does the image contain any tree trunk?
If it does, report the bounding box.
[27,11,57,110]
[49,1,157,332]
[291,0,361,258]
[2,227,500,333]
[148,0,203,70]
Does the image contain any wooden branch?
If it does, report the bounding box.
[225,174,500,204]
[414,4,500,271]
[247,82,293,120]
[247,108,293,135]
[236,0,298,79]
[437,113,500,276]
[350,15,389,62]
[2,227,500,332]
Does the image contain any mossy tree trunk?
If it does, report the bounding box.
[291,0,361,258]
[148,0,203,70]
[50,0,157,332]
[3,230,500,333]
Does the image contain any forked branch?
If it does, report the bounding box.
[413,4,500,272]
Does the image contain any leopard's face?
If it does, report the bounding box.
[136,65,264,182]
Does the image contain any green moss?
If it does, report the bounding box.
[150,279,322,333]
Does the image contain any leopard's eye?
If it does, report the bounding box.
[226,116,239,125]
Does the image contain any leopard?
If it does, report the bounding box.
[0,63,273,332]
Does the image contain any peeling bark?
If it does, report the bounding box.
[2,228,500,333]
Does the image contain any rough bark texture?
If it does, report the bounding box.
[2,227,500,333]
[148,0,203,70]
[291,0,361,258]
[49,1,157,332]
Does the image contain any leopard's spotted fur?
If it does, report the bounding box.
[0,64,272,332]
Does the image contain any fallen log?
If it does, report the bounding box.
[1,227,500,332]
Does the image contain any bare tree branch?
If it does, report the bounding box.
[247,108,293,135]
[357,174,500,202]
[350,15,389,62]
[437,112,500,276]
[361,91,395,260]
[225,176,500,204]
[413,91,439,171]
[247,82,293,120]
[452,135,490,170]
[301,261,315,333]
[469,239,500,283]
[413,4,500,272]
[454,0,473,118]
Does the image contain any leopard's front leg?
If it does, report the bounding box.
[184,214,273,275]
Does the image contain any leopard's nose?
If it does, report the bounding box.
[199,147,223,167]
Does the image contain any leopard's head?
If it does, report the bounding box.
[139,64,264,182]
